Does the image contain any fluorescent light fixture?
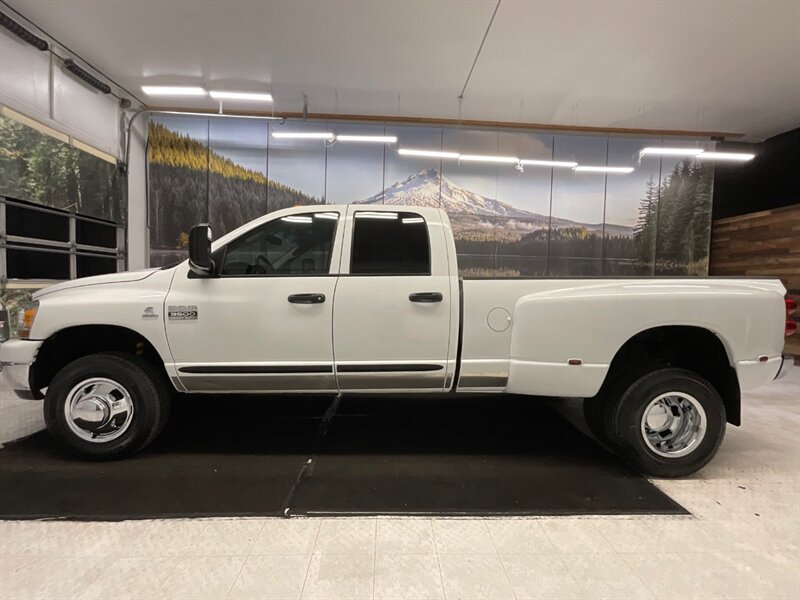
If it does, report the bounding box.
[209,90,273,102]
[141,85,207,96]
[696,152,755,162]
[335,135,397,143]
[639,147,705,157]
[398,148,460,159]
[272,131,335,140]
[459,154,519,164]
[281,216,312,223]
[402,217,425,224]
[355,211,398,219]
[574,166,635,174]
[519,159,578,168]
[314,212,339,220]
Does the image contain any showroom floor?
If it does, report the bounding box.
[0,367,798,600]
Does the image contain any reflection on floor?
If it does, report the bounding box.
[0,367,798,599]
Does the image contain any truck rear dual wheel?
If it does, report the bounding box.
[43,352,171,460]
[603,368,726,478]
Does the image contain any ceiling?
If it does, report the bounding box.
[5,0,800,140]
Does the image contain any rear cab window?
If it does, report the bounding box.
[350,211,430,275]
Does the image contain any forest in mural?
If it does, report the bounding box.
[0,114,124,223]
[147,117,714,276]
[634,162,713,275]
[148,123,320,265]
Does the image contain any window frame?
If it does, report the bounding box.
[348,210,432,277]
[0,196,124,283]
[215,211,341,278]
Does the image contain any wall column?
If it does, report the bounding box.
[126,115,149,270]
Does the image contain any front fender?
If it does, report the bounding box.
[28,268,177,367]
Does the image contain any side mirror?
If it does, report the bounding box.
[188,224,215,277]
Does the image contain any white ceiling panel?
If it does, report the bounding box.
[4,0,799,140]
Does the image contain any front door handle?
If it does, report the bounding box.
[288,293,326,304]
[409,292,443,303]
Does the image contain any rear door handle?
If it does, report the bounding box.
[288,293,326,304]
[409,292,443,303]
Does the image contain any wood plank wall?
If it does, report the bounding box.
[710,203,800,356]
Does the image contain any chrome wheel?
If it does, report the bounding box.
[64,378,134,443]
[640,392,706,458]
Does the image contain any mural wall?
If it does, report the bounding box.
[0,114,125,223]
[147,116,715,276]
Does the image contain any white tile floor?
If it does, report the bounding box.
[0,367,798,599]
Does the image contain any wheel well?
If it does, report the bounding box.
[31,325,170,395]
[603,326,741,426]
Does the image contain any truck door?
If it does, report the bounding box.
[332,207,455,392]
[164,210,343,393]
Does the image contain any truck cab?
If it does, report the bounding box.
[167,205,460,394]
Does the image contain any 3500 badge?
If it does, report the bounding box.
[167,305,198,321]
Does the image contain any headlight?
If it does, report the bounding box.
[17,301,39,339]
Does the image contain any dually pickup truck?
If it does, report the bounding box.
[2,205,792,476]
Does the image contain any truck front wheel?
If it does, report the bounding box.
[43,353,170,459]
[608,368,726,478]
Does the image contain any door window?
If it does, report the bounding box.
[220,212,339,276]
[350,211,430,275]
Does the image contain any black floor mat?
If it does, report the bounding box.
[0,394,685,519]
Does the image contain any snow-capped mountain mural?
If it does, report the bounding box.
[146,117,712,277]
[360,167,532,218]
[358,168,634,238]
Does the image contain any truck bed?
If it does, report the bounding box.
[458,277,786,396]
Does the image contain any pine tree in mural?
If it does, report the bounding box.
[688,164,713,271]
[633,160,713,275]
[634,176,659,266]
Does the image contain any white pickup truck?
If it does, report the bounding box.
[1,205,791,476]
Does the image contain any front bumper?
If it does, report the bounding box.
[774,354,794,381]
[0,339,44,400]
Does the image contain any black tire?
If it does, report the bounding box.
[43,352,170,459]
[583,362,663,448]
[607,368,726,478]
